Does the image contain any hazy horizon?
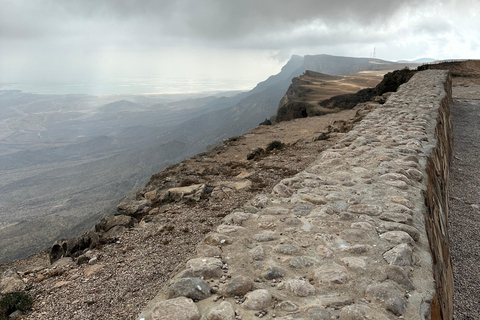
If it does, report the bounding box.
[0,74,259,95]
[1,0,479,96]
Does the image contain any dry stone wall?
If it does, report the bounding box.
[137,70,453,320]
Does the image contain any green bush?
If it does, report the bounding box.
[0,292,33,318]
[266,140,285,152]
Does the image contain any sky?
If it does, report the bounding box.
[1,0,479,94]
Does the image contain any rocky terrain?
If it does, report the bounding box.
[4,60,480,320]
[0,54,418,263]
[1,102,373,319]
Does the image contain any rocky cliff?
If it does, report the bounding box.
[276,68,416,122]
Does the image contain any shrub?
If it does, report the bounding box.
[247,148,265,160]
[266,140,285,152]
[0,292,33,318]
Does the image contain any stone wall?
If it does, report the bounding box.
[137,70,453,320]
[424,73,453,320]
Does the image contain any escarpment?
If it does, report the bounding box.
[276,68,416,122]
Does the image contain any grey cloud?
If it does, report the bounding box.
[2,0,434,45]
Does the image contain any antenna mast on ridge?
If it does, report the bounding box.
[373,47,376,59]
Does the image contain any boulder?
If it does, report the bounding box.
[116,199,151,216]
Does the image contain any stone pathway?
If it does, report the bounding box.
[138,70,450,320]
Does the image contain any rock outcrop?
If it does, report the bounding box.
[276,68,416,122]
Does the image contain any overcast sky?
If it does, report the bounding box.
[1,0,479,93]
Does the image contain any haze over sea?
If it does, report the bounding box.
[0,75,259,95]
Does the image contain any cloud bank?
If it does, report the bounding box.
[1,0,479,93]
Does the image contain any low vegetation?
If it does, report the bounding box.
[0,292,33,319]
[266,140,286,152]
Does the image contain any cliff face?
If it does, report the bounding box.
[276,68,417,123]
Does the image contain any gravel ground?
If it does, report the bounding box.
[448,80,480,320]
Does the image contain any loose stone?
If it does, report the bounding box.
[347,204,383,216]
[385,195,413,208]
[276,301,299,312]
[341,257,367,270]
[207,301,236,320]
[218,275,253,297]
[263,206,290,215]
[182,258,223,279]
[217,225,245,234]
[144,297,201,320]
[316,245,334,257]
[243,289,272,310]
[339,229,374,243]
[282,279,316,297]
[383,243,413,266]
[253,232,277,242]
[263,265,286,280]
[406,168,423,181]
[196,244,222,257]
[338,304,389,320]
[365,281,407,316]
[379,231,415,246]
[284,217,301,226]
[378,222,420,241]
[381,265,415,290]
[313,265,350,285]
[230,212,251,225]
[379,212,413,225]
[274,244,301,255]
[204,233,233,246]
[340,245,371,254]
[307,307,333,320]
[350,222,375,231]
[272,183,294,197]
[384,180,409,189]
[289,256,314,269]
[250,246,265,261]
[168,277,212,301]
